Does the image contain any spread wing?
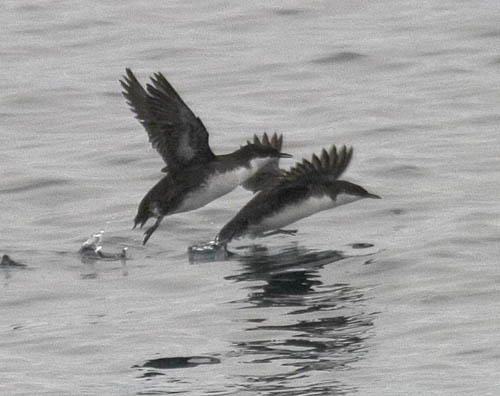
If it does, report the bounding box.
[242,132,287,192]
[120,68,215,172]
[282,145,353,185]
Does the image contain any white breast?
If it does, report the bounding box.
[249,193,362,235]
[174,162,268,214]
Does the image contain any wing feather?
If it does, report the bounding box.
[241,132,287,192]
[282,145,353,184]
[120,68,215,172]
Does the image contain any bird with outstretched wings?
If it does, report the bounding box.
[120,68,215,173]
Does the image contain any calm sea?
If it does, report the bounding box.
[1,1,499,395]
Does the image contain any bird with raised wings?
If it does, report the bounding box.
[120,69,291,244]
[214,145,380,246]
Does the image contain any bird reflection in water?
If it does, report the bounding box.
[225,243,377,395]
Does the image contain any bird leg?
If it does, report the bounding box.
[142,216,164,245]
[261,229,298,238]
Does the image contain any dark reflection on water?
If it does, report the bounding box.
[227,243,343,281]
[312,51,367,65]
[136,244,377,395]
[134,356,221,378]
[227,244,376,395]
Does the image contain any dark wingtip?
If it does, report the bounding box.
[283,144,354,183]
[257,132,284,151]
[121,67,134,83]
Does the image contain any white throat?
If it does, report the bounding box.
[248,157,272,176]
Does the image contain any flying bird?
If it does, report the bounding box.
[120,69,291,244]
[214,145,380,246]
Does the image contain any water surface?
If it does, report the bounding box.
[1,1,500,395]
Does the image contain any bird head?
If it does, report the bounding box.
[239,140,291,164]
[334,180,381,200]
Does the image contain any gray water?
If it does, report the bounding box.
[1,1,500,394]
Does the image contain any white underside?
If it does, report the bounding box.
[174,158,270,214]
[248,193,361,235]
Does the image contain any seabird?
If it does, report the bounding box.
[120,69,291,244]
[214,145,380,246]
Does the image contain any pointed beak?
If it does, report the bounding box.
[367,193,381,199]
[279,152,292,158]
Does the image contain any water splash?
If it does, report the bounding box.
[79,229,128,262]
[187,239,230,263]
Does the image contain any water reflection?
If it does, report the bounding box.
[133,356,221,378]
[228,244,376,395]
[135,243,377,395]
